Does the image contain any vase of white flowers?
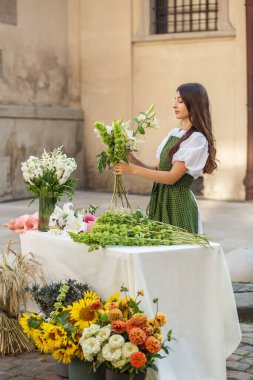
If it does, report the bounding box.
[21,147,77,232]
[39,196,57,232]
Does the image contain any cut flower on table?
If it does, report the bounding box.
[4,212,39,233]
[69,208,210,252]
[49,203,97,234]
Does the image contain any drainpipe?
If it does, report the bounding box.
[244,0,253,200]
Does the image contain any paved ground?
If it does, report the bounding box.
[0,323,253,380]
[0,191,253,379]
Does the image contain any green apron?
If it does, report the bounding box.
[147,136,199,234]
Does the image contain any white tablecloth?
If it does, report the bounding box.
[20,231,241,380]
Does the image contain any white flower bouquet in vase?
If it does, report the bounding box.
[94,104,159,210]
[21,147,77,232]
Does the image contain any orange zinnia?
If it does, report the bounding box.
[106,308,123,321]
[130,313,147,327]
[145,336,161,353]
[129,327,146,345]
[130,351,147,368]
[111,320,127,334]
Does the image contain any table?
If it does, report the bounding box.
[20,231,241,380]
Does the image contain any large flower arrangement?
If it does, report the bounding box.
[79,286,172,380]
[21,147,77,231]
[20,285,102,364]
[94,105,159,209]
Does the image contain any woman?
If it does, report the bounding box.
[114,83,217,234]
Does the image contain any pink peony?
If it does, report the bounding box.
[5,212,39,233]
[84,213,96,223]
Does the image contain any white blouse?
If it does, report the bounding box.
[156,128,209,179]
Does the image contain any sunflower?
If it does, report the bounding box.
[68,291,100,330]
[52,341,78,364]
[42,322,67,351]
[19,313,41,338]
[32,329,48,353]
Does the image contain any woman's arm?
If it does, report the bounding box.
[128,153,158,170]
[114,161,187,185]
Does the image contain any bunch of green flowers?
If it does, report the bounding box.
[69,209,209,252]
[94,105,159,209]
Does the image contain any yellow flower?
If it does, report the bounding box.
[155,312,167,327]
[68,291,100,330]
[104,292,120,309]
[32,329,48,353]
[52,341,78,364]
[19,313,41,338]
[42,322,67,351]
[154,332,163,342]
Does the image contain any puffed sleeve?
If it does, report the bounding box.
[172,132,208,179]
[156,128,179,161]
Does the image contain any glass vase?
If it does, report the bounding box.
[38,196,57,232]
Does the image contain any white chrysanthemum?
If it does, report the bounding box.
[81,324,100,341]
[102,343,122,362]
[109,335,125,349]
[112,358,128,369]
[97,327,111,343]
[122,342,139,359]
[81,337,101,358]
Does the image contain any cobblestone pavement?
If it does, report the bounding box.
[0,322,252,380]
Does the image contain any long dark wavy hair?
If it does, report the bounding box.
[169,83,217,174]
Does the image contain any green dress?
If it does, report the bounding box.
[147,135,199,234]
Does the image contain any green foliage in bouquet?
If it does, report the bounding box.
[28,279,91,318]
[69,209,210,252]
[94,105,159,209]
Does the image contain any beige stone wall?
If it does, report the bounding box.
[0,0,85,201]
[0,0,68,106]
[81,0,247,200]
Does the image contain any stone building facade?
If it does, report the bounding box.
[0,0,250,201]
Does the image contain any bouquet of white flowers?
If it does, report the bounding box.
[94,104,159,209]
[49,203,97,234]
[21,147,77,231]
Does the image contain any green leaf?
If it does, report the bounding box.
[137,126,145,134]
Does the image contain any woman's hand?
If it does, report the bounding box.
[113,162,134,175]
[128,152,136,163]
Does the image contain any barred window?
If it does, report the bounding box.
[153,0,218,34]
